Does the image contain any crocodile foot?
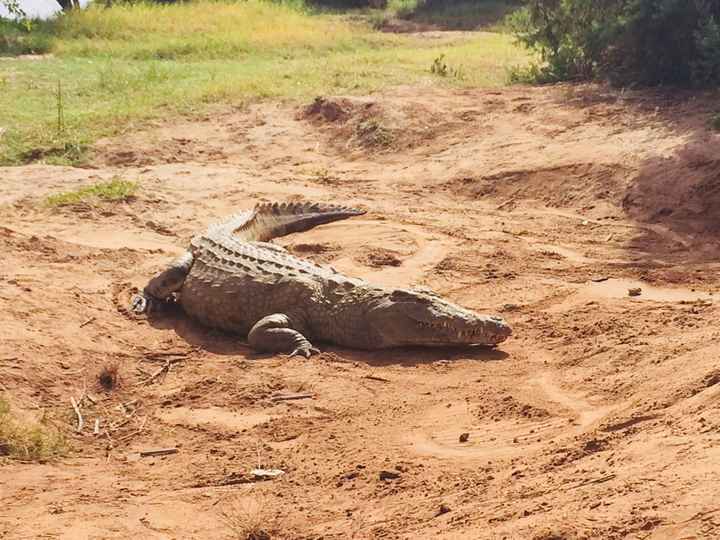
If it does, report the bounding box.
[130,294,149,314]
[287,345,321,359]
[130,293,173,315]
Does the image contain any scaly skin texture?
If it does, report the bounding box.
[137,202,511,356]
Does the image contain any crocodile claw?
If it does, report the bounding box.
[287,346,321,359]
[130,294,148,314]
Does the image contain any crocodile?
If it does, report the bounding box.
[133,201,512,356]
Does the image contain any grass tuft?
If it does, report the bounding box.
[0,398,67,461]
[353,117,393,148]
[220,496,272,540]
[44,178,138,207]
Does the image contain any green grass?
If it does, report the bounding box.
[44,177,138,207]
[0,398,67,461]
[0,1,529,165]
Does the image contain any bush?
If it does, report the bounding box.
[509,0,720,87]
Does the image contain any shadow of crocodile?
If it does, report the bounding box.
[144,304,509,366]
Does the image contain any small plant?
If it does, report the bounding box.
[0,398,67,461]
[431,54,449,76]
[44,177,138,207]
[430,54,464,79]
[56,80,65,135]
[220,495,272,540]
[506,63,560,85]
[306,167,341,185]
[98,363,121,391]
[354,118,393,148]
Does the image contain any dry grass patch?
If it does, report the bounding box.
[0,398,67,461]
[220,495,273,540]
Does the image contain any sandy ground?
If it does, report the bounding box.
[2,83,720,539]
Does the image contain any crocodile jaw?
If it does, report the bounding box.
[411,316,512,346]
[367,289,511,348]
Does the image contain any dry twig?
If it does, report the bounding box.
[141,360,172,385]
[116,416,148,443]
[70,396,84,432]
[270,393,314,402]
[139,447,178,457]
[79,317,96,328]
[572,474,616,489]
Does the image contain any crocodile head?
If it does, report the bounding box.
[144,266,187,300]
[367,289,511,348]
[142,251,195,301]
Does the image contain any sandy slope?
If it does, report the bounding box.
[2,83,720,539]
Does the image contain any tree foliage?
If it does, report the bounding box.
[1,0,26,18]
[509,0,720,86]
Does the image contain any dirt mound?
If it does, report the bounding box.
[474,392,550,421]
[297,94,454,154]
[299,96,354,124]
[298,96,396,151]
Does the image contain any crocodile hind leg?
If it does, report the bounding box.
[133,252,194,314]
[248,314,320,358]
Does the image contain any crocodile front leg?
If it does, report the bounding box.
[248,314,320,358]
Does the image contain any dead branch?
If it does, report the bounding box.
[116,416,148,443]
[680,507,720,523]
[141,351,191,363]
[364,374,390,383]
[104,430,115,463]
[140,359,172,385]
[70,396,84,432]
[139,447,178,457]
[270,392,314,402]
[136,367,152,378]
[117,399,139,416]
[79,317,96,328]
[572,473,616,489]
[110,408,137,431]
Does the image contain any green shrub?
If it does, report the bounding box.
[693,17,720,87]
[509,0,720,87]
[44,177,138,207]
[0,19,53,55]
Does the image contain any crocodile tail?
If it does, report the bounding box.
[209,201,366,241]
